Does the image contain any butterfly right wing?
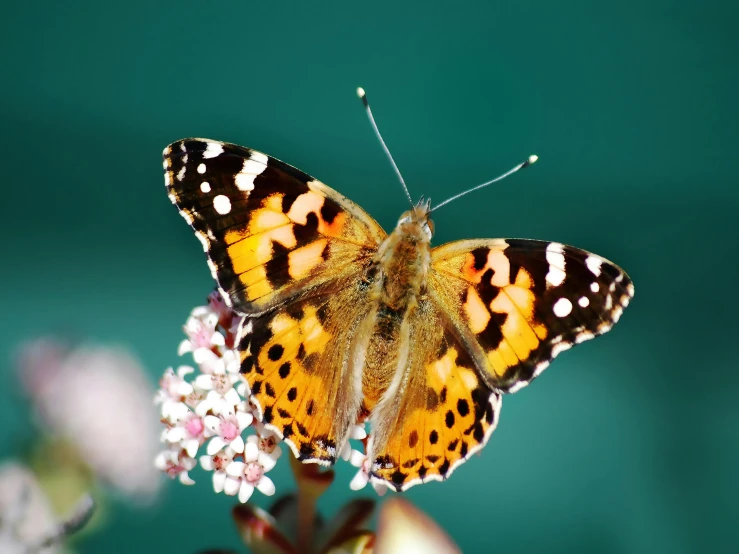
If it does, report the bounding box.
[164,138,386,315]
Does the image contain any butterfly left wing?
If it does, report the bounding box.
[164,138,386,315]
[429,239,634,393]
[367,298,502,491]
[367,238,633,491]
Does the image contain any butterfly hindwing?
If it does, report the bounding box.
[368,297,502,491]
[429,239,634,393]
[237,274,374,464]
[164,139,386,314]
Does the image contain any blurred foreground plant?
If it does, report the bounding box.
[1,338,159,552]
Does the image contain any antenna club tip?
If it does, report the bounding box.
[528,154,539,164]
[356,87,366,98]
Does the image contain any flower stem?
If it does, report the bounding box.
[297,485,315,553]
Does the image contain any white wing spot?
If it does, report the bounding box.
[235,153,268,191]
[545,242,566,287]
[553,297,573,318]
[585,256,602,276]
[590,282,600,293]
[213,195,231,214]
[197,163,206,174]
[200,182,211,193]
[177,166,186,181]
[578,296,590,308]
[203,143,224,159]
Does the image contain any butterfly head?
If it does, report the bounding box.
[396,198,434,241]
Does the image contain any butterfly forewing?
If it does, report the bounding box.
[429,239,634,393]
[164,139,385,314]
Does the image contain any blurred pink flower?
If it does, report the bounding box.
[19,339,161,500]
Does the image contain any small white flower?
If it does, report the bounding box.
[156,367,196,422]
[196,388,243,417]
[224,440,277,503]
[204,412,253,455]
[155,448,197,485]
[340,422,368,461]
[178,308,226,362]
[164,412,208,458]
[199,447,236,494]
[348,447,388,497]
[247,434,282,466]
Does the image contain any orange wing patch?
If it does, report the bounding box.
[441,241,548,378]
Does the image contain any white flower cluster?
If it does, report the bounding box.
[155,293,280,503]
[155,291,388,499]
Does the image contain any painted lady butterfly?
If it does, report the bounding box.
[163,90,633,491]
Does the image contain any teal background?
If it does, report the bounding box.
[1,1,737,552]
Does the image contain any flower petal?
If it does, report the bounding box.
[203,415,221,433]
[194,375,214,390]
[223,476,241,496]
[349,450,366,467]
[350,424,367,440]
[207,436,227,455]
[184,439,200,458]
[258,452,277,473]
[177,366,194,378]
[179,472,195,486]
[165,427,186,443]
[177,340,194,356]
[230,435,245,454]
[244,440,259,462]
[238,481,255,503]
[213,470,227,493]
[236,411,253,431]
[224,388,242,408]
[349,469,369,491]
[199,455,214,471]
[226,461,246,478]
[256,475,275,496]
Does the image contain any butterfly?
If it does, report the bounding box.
[163,95,633,492]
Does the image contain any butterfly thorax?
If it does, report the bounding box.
[373,205,433,310]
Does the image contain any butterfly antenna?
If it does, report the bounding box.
[357,87,413,206]
[431,154,539,212]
